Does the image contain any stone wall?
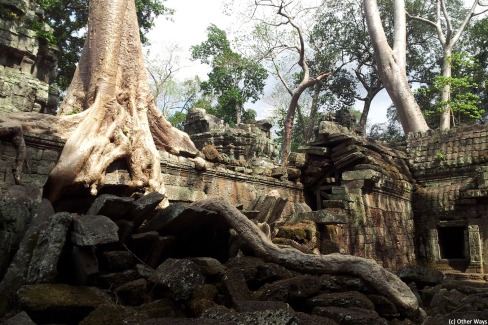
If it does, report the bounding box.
[184,108,279,164]
[0,133,61,194]
[290,120,416,269]
[0,0,58,114]
[407,125,488,274]
[0,133,305,221]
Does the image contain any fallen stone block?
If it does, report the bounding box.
[149,258,205,301]
[2,311,37,325]
[114,278,148,306]
[129,192,164,229]
[26,212,72,284]
[86,194,134,220]
[71,214,119,246]
[98,251,135,273]
[18,283,112,324]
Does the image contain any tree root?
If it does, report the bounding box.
[191,198,425,320]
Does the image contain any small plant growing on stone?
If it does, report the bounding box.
[436,152,446,161]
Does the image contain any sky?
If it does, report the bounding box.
[144,0,391,126]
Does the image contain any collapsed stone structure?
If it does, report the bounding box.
[0,0,58,114]
[184,108,279,165]
[1,4,488,321]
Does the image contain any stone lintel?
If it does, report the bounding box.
[297,210,347,225]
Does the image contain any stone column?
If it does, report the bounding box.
[426,229,441,263]
[466,225,483,273]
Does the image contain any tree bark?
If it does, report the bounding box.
[38,0,198,202]
[363,0,429,134]
[191,198,424,319]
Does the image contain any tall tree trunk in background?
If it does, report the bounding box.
[407,0,483,130]
[303,83,321,144]
[363,0,429,134]
[359,98,372,134]
[45,0,198,203]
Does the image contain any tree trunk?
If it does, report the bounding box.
[359,98,372,134]
[281,87,305,167]
[303,83,321,144]
[42,0,198,202]
[363,0,429,134]
[439,48,452,130]
[191,198,424,319]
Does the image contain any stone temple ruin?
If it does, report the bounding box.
[1,1,488,323]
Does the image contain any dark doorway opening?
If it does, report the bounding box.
[438,226,465,259]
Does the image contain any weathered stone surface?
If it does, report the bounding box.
[295,312,338,325]
[86,194,134,220]
[80,304,149,325]
[221,268,253,304]
[138,204,219,235]
[98,251,135,273]
[97,269,140,289]
[423,311,488,325]
[150,258,205,300]
[26,212,72,284]
[297,210,347,225]
[129,192,164,228]
[190,257,227,277]
[2,311,37,325]
[288,152,307,168]
[297,145,329,156]
[0,199,53,314]
[184,108,278,162]
[257,275,322,302]
[307,291,375,310]
[320,274,372,293]
[18,283,112,324]
[71,215,119,246]
[114,278,148,306]
[313,306,388,325]
[427,288,467,315]
[202,144,223,162]
[253,262,298,285]
[396,266,445,288]
[202,303,296,325]
[367,294,398,318]
[135,299,186,319]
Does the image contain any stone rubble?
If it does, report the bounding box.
[0,188,486,324]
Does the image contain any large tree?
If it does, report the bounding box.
[4,0,198,204]
[39,0,173,91]
[407,0,488,130]
[363,0,430,134]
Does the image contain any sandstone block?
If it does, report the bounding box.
[71,215,119,246]
[26,212,72,284]
[150,258,204,301]
[18,283,112,324]
[86,194,134,220]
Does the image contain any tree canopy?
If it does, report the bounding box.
[191,24,268,126]
[39,0,173,91]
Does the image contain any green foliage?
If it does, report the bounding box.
[422,52,484,124]
[368,107,405,145]
[167,111,186,130]
[38,0,173,91]
[191,24,268,125]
